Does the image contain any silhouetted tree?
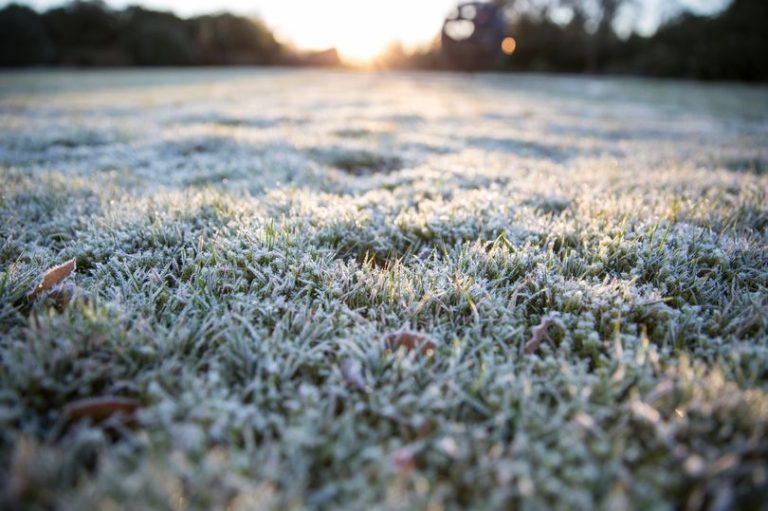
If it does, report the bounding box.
[0,0,286,67]
[121,7,194,65]
[190,13,281,65]
[0,4,54,66]
[42,1,125,65]
[635,0,768,81]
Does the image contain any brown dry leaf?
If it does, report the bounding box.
[62,396,141,425]
[524,314,558,354]
[384,331,437,355]
[391,447,417,475]
[340,358,369,393]
[28,258,76,301]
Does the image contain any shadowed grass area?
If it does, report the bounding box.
[311,147,405,176]
[0,69,767,510]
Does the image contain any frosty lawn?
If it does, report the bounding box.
[0,69,767,509]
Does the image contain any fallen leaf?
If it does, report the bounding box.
[384,331,437,355]
[340,358,369,393]
[524,314,558,354]
[62,396,141,425]
[28,258,76,301]
[391,447,417,475]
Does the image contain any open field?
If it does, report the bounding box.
[1,69,767,510]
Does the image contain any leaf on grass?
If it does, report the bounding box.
[524,314,558,354]
[62,396,141,425]
[27,258,76,301]
[340,358,369,393]
[391,447,417,475]
[384,331,437,355]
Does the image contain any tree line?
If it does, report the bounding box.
[504,0,767,81]
[1,0,766,81]
[381,0,768,82]
[0,1,294,67]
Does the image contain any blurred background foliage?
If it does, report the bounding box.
[0,0,766,81]
[493,0,768,81]
[0,0,286,67]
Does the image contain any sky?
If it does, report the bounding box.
[11,0,732,62]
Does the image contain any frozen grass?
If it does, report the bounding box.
[1,69,767,510]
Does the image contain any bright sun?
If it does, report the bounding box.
[266,0,455,64]
[329,25,394,64]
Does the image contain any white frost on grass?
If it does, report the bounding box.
[0,69,767,510]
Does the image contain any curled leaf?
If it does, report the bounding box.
[62,396,141,425]
[28,258,76,301]
[524,314,558,354]
[384,331,437,355]
[340,358,369,393]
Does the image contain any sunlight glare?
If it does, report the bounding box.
[269,0,456,64]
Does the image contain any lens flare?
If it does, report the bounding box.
[501,37,517,55]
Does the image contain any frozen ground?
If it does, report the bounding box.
[0,69,767,509]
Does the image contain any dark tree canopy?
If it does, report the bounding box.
[632,0,768,81]
[0,4,54,66]
[0,1,284,67]
[494,0,768,80]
